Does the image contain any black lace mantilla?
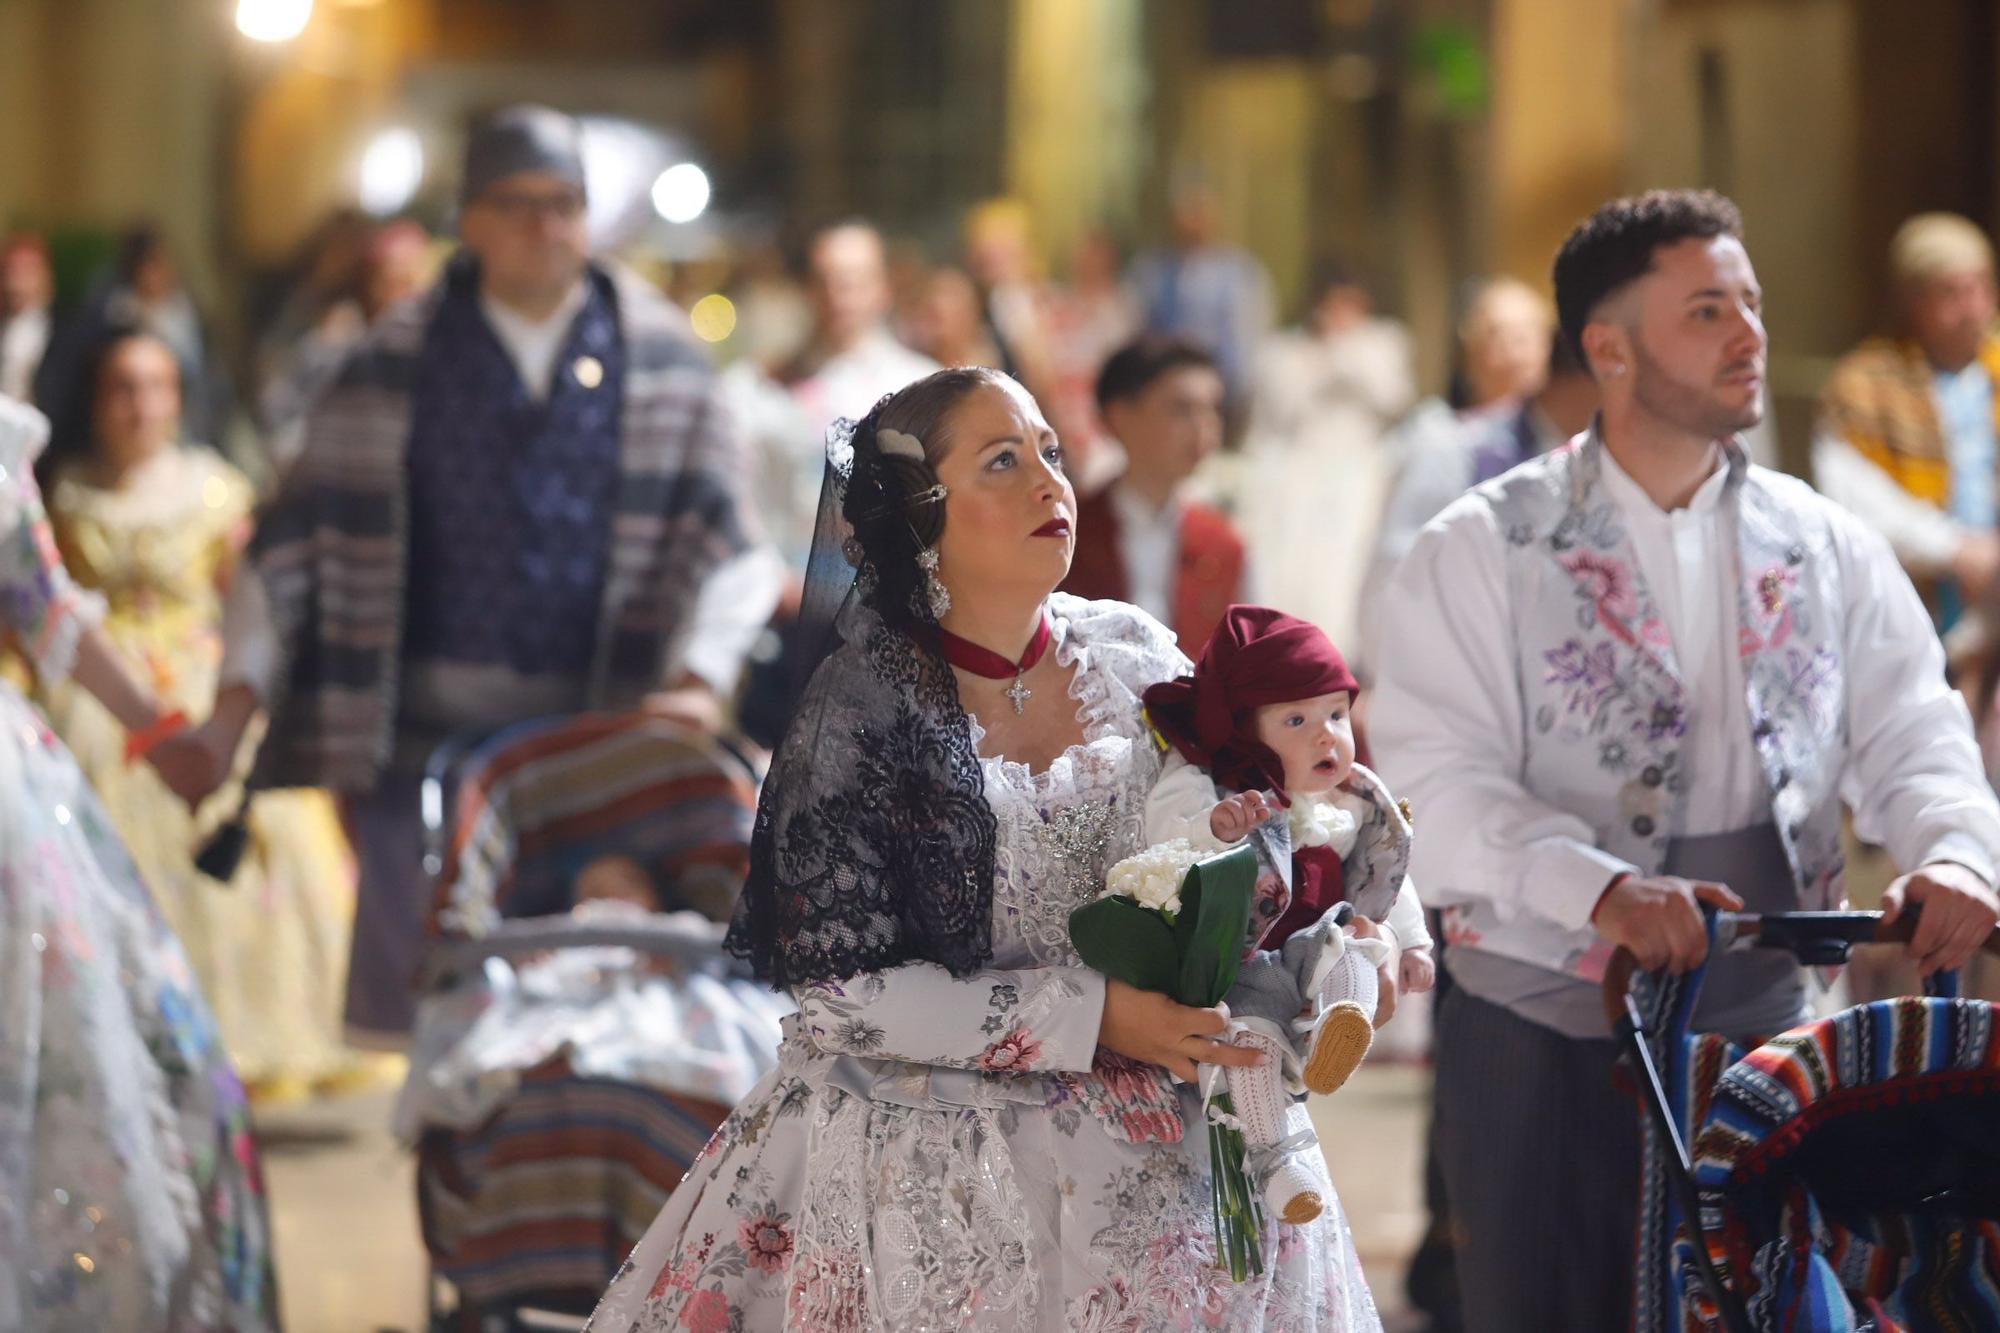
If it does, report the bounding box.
[726,598,998,989]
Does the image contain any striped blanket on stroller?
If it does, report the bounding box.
[1636,978,2000,1332]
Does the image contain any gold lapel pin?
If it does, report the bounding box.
[573,355,604,389]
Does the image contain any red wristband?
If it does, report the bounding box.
[125,710,189,766]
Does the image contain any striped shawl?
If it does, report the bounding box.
[249,259,755,793]
[1817,332,2000,506]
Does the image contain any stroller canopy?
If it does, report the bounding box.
[1689,996,2000,1330]
[429,712,760,937]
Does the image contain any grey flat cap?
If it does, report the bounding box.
[461,104,587,205]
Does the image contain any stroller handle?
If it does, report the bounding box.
[418,918,740,989]
[1599,907,2000,1031]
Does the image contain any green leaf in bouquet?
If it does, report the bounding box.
[1068,894,1180,994]
[1172,844,1259,1007]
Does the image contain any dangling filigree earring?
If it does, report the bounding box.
[915,545,951,619]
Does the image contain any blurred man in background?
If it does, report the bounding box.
[174,105,774,1043]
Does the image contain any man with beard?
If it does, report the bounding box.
[1369,190,2000,1331]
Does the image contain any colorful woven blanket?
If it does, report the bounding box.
[1637,977,2000,1332]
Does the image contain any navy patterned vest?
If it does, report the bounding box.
[405,264,625,679]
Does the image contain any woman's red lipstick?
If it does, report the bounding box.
[1033,517,1071,538]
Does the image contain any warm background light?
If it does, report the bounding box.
[357,127,423,216]
[650,163,710,224]
[688,293,736,343]
[235,0,313,42]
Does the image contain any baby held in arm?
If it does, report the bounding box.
[1140,605,1433,1224]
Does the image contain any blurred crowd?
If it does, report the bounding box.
[5,99,2000,1331]
[7,126,2000,1064]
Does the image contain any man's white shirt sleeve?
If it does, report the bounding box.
[1368,500,1636,932]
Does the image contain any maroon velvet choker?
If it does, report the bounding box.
[937,615,1053,714]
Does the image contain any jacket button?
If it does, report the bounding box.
[1641,766,1663,787]
[1632,816,1655,837]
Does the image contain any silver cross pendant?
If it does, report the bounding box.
[1005,673,1033,714]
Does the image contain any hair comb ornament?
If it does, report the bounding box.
[876,428,926,461]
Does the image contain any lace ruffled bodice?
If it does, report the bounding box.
[975,594,1188,969]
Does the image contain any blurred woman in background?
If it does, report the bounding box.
[34,328,374,1103]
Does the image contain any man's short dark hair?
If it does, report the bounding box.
[1094,335,1218,412]
[1547,323,1587,381]
[1552,190,1744,361]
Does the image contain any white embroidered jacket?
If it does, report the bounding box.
[1372,429,2000,984]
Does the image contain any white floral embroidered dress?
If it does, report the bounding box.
[0,405,275,1331]
[586,595,1379,1333]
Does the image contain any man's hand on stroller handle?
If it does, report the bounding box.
[1591,875,1745,974]
[1882,861,2000,976]
[1600,893,2000,1029]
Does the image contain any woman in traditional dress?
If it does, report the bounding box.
[36,328,371,1099]
[0,394,275,1330]
[588,367,1380,1331]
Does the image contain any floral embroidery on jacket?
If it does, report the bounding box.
[1561,548,1640,634]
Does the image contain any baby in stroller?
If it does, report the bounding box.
[572,852,662,911]
[572,842,741,925]
[512,844,761,988]
[393,714,790,1320]
[399,842,788,1144]
[512,846,709,977]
